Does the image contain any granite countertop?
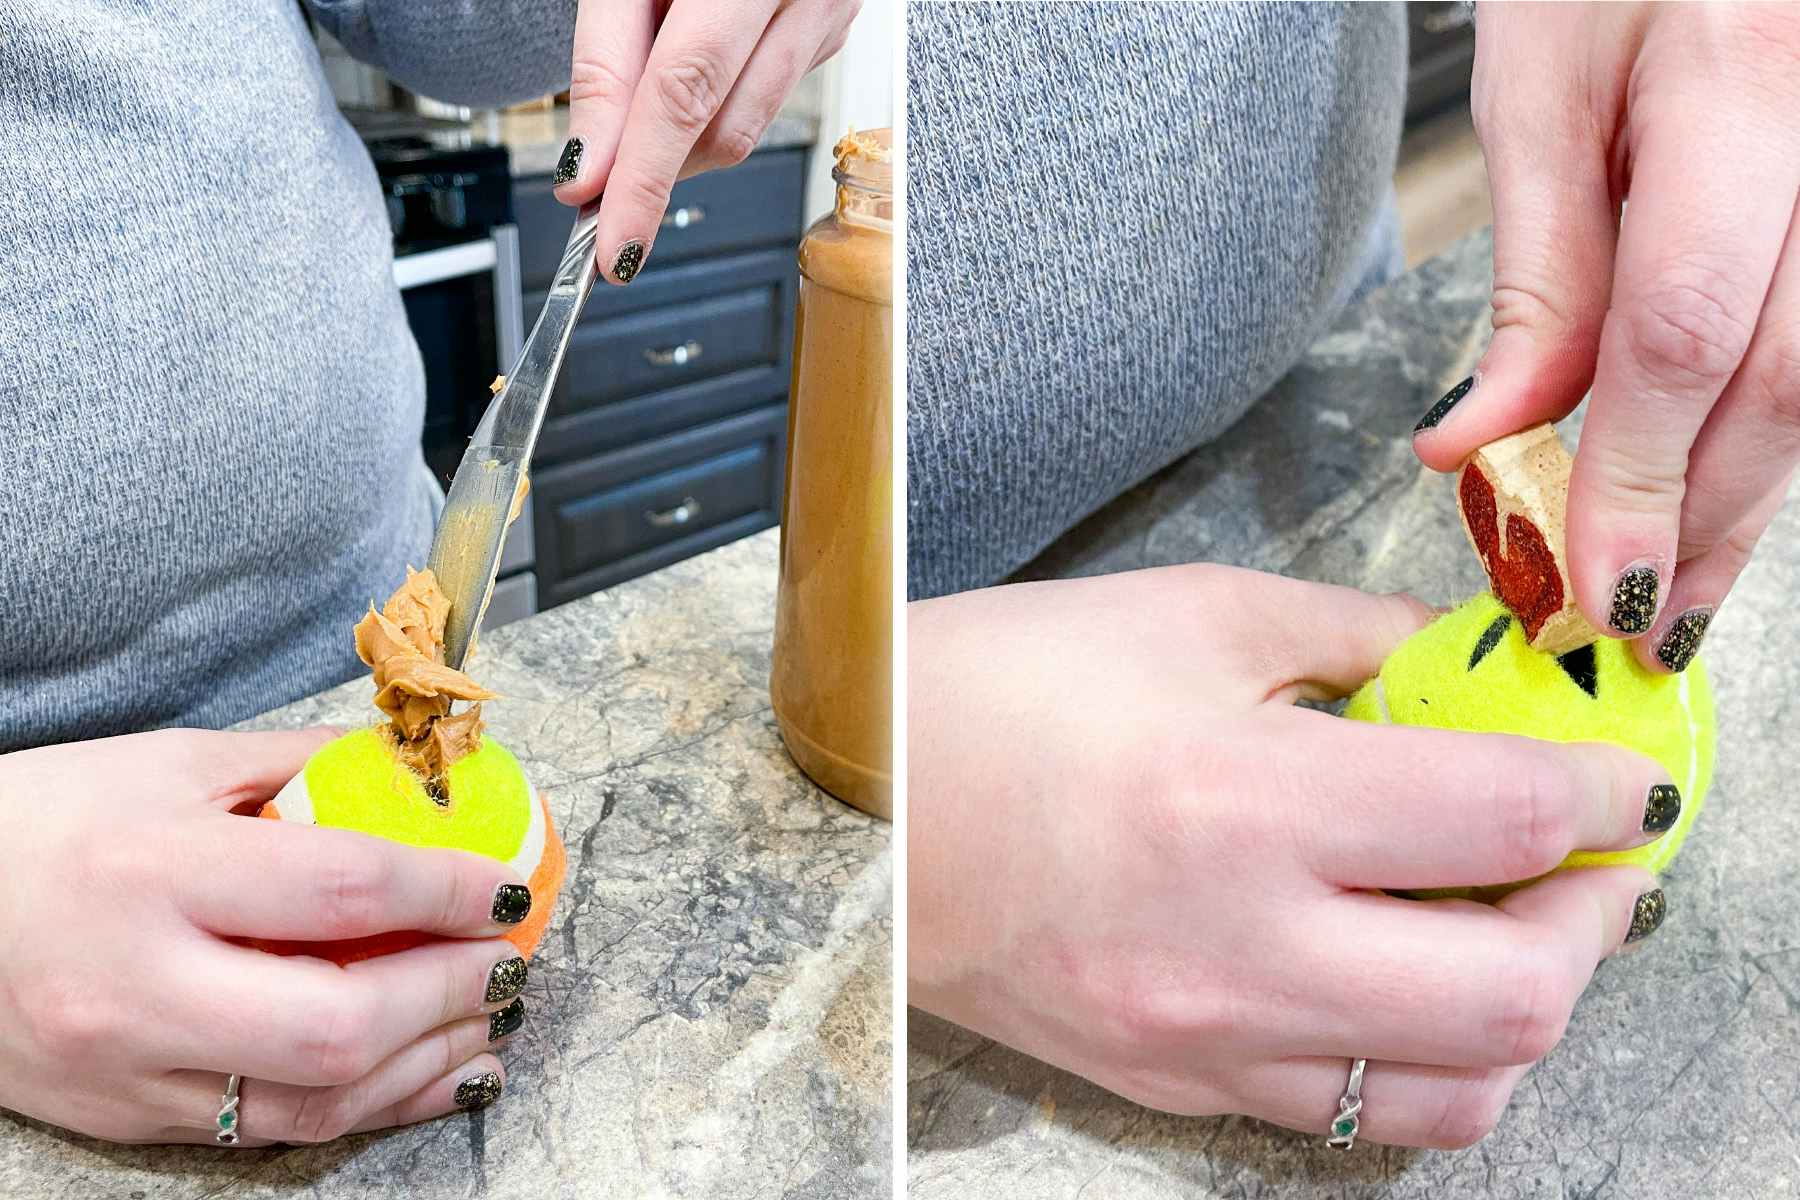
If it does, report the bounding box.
[909,230,1800,1198]
[498,108,820,177]
[0,531,891,1199]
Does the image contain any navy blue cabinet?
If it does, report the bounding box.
[513,147,807,605]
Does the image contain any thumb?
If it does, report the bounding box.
[552,0,658,205]
[192,726,341,812]
[1412,15,1618,469]
[1226,573,1437,703]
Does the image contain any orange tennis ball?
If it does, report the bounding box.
[253,727,565,965]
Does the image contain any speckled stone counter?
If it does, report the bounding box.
[0,531,892,1199]
[909,230,1800,1199]
[498,108,819,176]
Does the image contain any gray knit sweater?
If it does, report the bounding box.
[906,2,1407,598]
[0,1,574,751]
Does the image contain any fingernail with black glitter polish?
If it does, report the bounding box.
[488,998,525,1042]
[1414,375,1475,433]
[1608,564,1659,634]
[485,956,527,1004]
[610,239,646,283]
[552,137,583,186]
[1642,784,1681,836]
[491,884,532,925]
[1626,888,1666,942]
[1655,607,1712,672]
[455,1070,504,1111]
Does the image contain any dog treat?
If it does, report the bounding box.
[1456,423,1602,655]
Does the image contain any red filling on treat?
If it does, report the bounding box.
[1460,465,1562,640]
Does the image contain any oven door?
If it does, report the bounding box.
[395,231,519,477]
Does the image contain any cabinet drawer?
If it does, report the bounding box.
[533,406,787,605]
[513,148,807,292]
[538,366,788,469]
[527,245,796,340]
[532,249,797,465]
[553,284,778,415]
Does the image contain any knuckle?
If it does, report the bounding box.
[25,988,113,1060]
[434,855,479,934]
[1622,271,1756,386]
[1428,1076,1513,1150]
[285,1085,360,1144]
[817,28,850,63]
[1577,435,1689,513]
[433,1022,464,1077]
[1493,758,1579,879]
[1133,751,1258,868]
[700,123,760,170]
[442,946,482,1024]
[298,996,378,1085]
[142,726,205,766]
[653,51,731,134]
[1490,283,1593,344]
[1468,89,1497,148]
[1719,513,1767,571]
[77,834,149,891]
[567,54,636,109]
[313,849,393,938]
[1485,944,1569,1064]
[1747,324,1800,430]
[1111,973,1236,1053]
[1678,469,1741,553]
[618,169,674,224]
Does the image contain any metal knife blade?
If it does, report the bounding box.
[427,199,601,670]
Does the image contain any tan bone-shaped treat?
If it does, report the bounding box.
[1455,422,1601,655]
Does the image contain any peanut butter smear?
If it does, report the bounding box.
[354,566,496,780]
[833,128,892,167]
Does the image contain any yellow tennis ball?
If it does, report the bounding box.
[1344,593,1715,880]
[255,727,566,963]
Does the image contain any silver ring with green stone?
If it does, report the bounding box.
[215,1074,242,1145]
[1326,1058,1366,1150]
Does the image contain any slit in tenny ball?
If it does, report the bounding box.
[1468,613,1512,670]
[1556,643,1599,698]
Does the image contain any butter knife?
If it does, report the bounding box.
[427,199,601,671]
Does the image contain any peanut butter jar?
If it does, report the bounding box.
[770,128,893,819]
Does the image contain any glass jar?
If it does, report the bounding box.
[770,128,894,819]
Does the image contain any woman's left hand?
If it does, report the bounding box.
[553,0,861,284]
[1414,2,1800,674]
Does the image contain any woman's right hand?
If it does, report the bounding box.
[0,728,534,1145]
[908,565,1670,1149]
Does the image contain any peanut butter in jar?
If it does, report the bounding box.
[770,128,893,819]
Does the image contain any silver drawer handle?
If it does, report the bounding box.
[644,340,703,367]
[661,205,706,229]
[646,496,701,527]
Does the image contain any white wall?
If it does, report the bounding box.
[803,2,897,225]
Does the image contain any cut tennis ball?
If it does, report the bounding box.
[1344,592,1715,892]
[250,566,564,965]
[253,727,566,965]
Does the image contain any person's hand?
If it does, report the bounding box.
[908,566,1672,1149]
[552,0,861,283]
[0,728,535,1145]
[1413,2,1800,673]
